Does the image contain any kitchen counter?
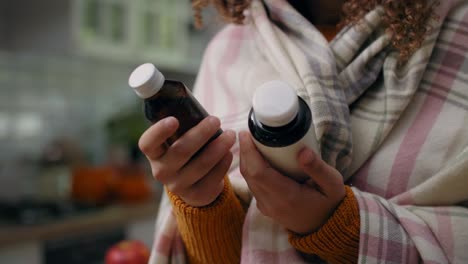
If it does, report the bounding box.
[0,201,158,247]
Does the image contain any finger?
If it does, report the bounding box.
[161,116,221,170]
[238,132,325,202]
[139,117,179,160]
[174,130,236,190]
[238,131,270,180]
[298,148,343,195]
[255,199,270,217]
[185,152,233,207]
[238,131,315,195]
[149,164,168,186]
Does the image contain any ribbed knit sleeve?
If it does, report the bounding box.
[167,178,246,264]
[288,186,360,264]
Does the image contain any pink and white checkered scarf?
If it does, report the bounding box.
[149,0,468,263]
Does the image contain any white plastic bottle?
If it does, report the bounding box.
[248,80,320,183]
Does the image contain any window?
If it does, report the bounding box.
[80,0,128,43]
[82,0,99,37]
[142,11,158,47]
[109,3,126,42]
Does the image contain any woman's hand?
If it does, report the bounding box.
[139,116,236,207]
[238,131,346,235]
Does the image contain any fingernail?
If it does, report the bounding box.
[164,117,177,128]
[208,116,220,126]
[238,131,247,142]
[299,148,315,164]
[225,130,236,140]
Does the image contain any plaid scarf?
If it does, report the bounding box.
[149,0,468,263]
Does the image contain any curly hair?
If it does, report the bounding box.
[192,0,252,28]
[192,0,439,62]
[341,0,439,62]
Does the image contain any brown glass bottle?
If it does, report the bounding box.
[129,63,222,147]
[144,80,222,145]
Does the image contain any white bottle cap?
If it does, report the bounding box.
[128,63,165,99]
[252,80,299,127]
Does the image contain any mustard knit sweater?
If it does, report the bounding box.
[167,179,360,264]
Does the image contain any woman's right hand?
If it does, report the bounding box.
[139,116,236,207]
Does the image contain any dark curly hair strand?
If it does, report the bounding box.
[192,0,439,62]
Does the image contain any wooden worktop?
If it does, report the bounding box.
[0,201,159,247]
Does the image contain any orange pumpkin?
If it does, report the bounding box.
[71,166,115,205]
[112,165,152,203]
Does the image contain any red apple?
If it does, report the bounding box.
[105,240,150,264]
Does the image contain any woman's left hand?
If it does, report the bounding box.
[238,131,346,235]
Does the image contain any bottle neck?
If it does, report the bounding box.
[248,97,312,147]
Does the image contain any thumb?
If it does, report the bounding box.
[298,148,343,194]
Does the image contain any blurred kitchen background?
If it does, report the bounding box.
[0,0,221,263]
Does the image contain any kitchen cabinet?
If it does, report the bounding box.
[73,0,213,74]
[1,0,215,74]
